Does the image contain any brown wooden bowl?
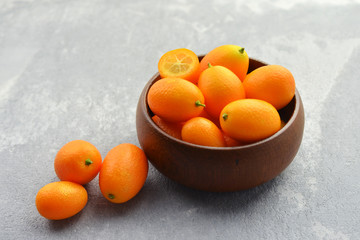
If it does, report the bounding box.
[136,57,305,192]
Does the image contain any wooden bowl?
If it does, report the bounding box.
[136,57,305,192]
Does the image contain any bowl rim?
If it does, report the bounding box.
[142,59,301,151]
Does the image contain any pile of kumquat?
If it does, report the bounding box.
[148,45,296,147]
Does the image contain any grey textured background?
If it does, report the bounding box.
[1,0,360,239]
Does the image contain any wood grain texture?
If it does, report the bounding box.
[136,57,305,192]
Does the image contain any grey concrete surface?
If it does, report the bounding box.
[1,0,360,239]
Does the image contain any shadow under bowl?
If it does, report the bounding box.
[136,57,305,192]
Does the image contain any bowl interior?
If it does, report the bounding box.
[144,57,297,149]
